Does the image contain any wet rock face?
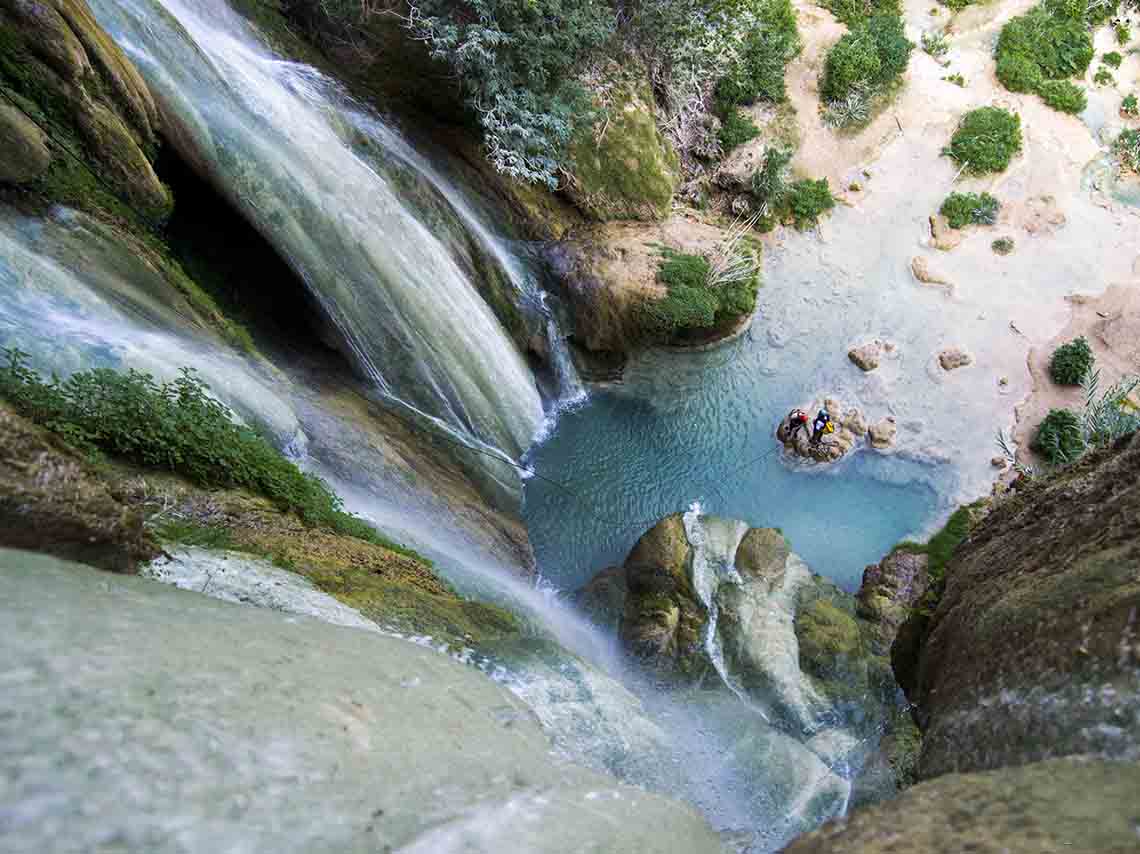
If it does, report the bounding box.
[856,550,929,656]
[0,405,159,572]
[2,550,725,854]
[616,514,710,681]
[0,0,171,218]
[903,433,1140,779]
[783,757,1140,854]
[0,103,51,183]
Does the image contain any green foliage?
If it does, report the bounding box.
[1049,336,1094,385]
[943,72,966,87]
[1080,370,1140,449]
[820,14,913,110]
[995,3,1094,112]
[939,192,1000,228]
[895,501,985,615]
[943,107,1022,174]
[991,236,1015,255]
[1094,67,1115,85]
[787,178,836,230]
[153,520,236,550]
[921,31,950,57]
[1122,94,1139,116]
[750,146,794,209]
[1037,78,1088,113]
[405,0,615,186]
[1114,22,1131,44]
[1116,128,1140,170]
[719,110,762,152]
[640,247,759,340]
[821,0,901,28]
[1033,408,1086,463]
[0,349,388,544]
[1102,50,1124,68]
[712,0,802,112]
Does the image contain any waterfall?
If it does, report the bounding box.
[682,505,750,697]
[86,0,544,461]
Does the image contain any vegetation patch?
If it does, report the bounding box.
[994,1,1094,113]
[1037,78,1088,114]
[939,191,1000,228]
[1049,336,1094,385]
[991,236,1015,255]
[943,73,966,87]
[746,147,836,231]
[0,349,391,546]
[894,501,987,616]
[1102,50,1123,68]
[719,110,763,151]
[1033,407,1086,464]
[943,107,1022,174]
[1116,128,1140,171]
[1093,67,1114,86]
[1122,94,1139,116]
[921,31,950,58]
[820,0,901,28]
[820,13,913,129]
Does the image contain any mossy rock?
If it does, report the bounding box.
[568,73,679,221]
[0,102,51,183]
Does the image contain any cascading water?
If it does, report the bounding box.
[85,0,544,463]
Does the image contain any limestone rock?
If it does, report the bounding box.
[867,417,896,450]
[572,564,627,635]
[910,256,952,291]
[0,404,159,573]
[928,214,965,251]
[0,0,172,219]
[847,340,884,372]
[784,758,1140,853]
[775,398,870,463]
[937,347,972,371]
[898,433,1140,779]
[2,550,725,853]
[0,103,52,184]
[856,550,930,656]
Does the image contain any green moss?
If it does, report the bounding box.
[797,599,862,664]
[942,107,1022,174]
[570,80,679,221]
[154,520,236,550]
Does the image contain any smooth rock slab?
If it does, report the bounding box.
[0,549,722,854]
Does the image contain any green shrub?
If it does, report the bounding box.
[787,178,836,230]
[943,107,1022,174]
[1122,94,1139,116]
[404,0,616,186]
[821,0,901,27]
[1114,22,1131,44]
[995,3,1095,112]
[1115,128,1140,170]
[640,248,760,340]
[939,191,1000,228]
[750,146,794,207]
[820,13,913,103]
[1102,50,1123,68]
[719,110,762,152]
[0,348,393,545]
[1093,67,1114,85]
[1037,78,1087,113]
[991,236,1015,255]
[943,72,966,87]
[1033,408,1086,463]
[921,31,950,57]
[1049,336,1094,384]
[712,0,803,113]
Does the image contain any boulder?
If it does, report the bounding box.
[776,398,872,463]
[847,340,885,372]
[0,103,51,183]
[856,549,930,656]
[910,256,952,291]
[936,347,972,371]
[784,757,1140,853]
[867,417,896,450]
[898,433,1140,779]
[0,404,159,573]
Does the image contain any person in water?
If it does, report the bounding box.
[810,409,834,445]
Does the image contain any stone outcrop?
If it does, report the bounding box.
[2,550,725,853]
[910,256,952,291]
[896,433,1140,780]
[0,0,172,219]
[936,347,972,371]
[0,103,51,183]
[776,398,895,462]
[784,757,1140,853]
[0,404,159,572]
[856,549,930,656]
[847,339,893,372]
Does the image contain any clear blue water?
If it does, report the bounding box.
[523,338,945,593]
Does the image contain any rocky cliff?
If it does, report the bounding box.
[786,432,1140,851]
